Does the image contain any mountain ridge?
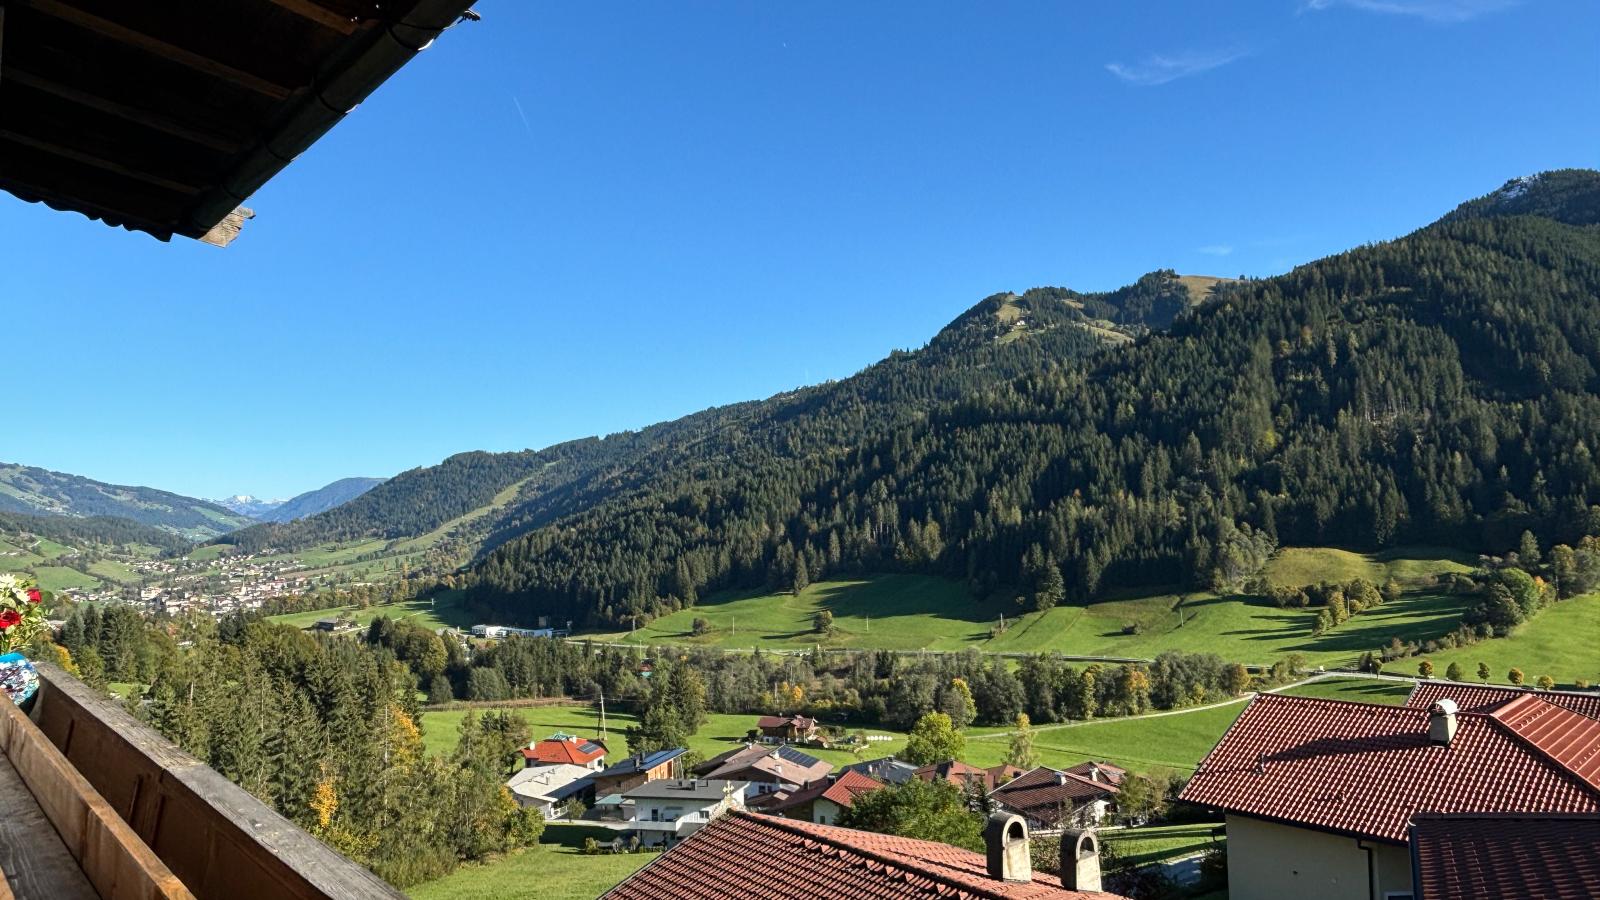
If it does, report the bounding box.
[213,268,1206,563]
[457,169,1600,627]
[0,462,254,540]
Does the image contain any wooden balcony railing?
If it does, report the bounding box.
[5,663,404,900]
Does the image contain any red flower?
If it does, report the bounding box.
[27,589,41,604]
[0,610,19,630]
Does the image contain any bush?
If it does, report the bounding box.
[1122,622,1142,635]
[1196,843,1228,892]
[582,837,600,856]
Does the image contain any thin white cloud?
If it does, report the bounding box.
[1302,0,1518,23]
[1198,245,1235,256]
[1105,48,1248,87]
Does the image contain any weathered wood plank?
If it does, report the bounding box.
[32,665,408,900]
[1,691,194,900]
[3,68,244,153]
[0,755,98,900]
[261,0,358,35]
[16,0,293,99]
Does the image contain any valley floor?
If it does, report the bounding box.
[406,675,1412,899]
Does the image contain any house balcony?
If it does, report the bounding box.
[630,813,716,836]
[0,662,402,900]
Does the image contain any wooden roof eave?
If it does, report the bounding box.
[182,0,478,246]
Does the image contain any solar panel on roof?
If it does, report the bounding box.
[776,745,823,766]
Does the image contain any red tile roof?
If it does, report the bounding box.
[766,769,887,814]
[1410,813,1600,900]
[1490,694,1600,789]
[1179,693,1600,843]
[521,735,607,766]
[601,810,1126,900]
[993,767,1118,824]
[1407,680,1600,718]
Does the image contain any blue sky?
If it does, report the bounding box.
[6,0,1597,500]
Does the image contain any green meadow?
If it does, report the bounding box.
[1409,593,1600,688]
[267,590,475,633]
[407,824,653,900]
[588,547,1478,667]
[33,565,101,591]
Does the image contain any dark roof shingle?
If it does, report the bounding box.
[1411,813,1600,900]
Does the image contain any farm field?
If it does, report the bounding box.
[1410,593,1600,688]
[33,565,101,591]
[87,559,139,584]
[418,704,906,768]
[592,575,990,651]
[407,825,652,900]
[267,590,474,633]
[1262,546,1474,588]
[588,547,1478,667]
[966,700,1247,772]
[1275,676,1412,704]
[1103,822,1223,868]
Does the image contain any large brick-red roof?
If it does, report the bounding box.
[1407,680,1600,718]
[1179,693,1600,843]
[1410,813,1600,900]
[521,735,607,766]
[601,810,1126,900]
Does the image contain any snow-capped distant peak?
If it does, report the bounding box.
[214,494,288,517]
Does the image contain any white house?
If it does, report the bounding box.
[506,763,593,818]
[470,624,554,639]
[622,779,748,847]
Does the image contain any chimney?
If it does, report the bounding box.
[1060,829,1102,893]
[983,812,1032,883]
[1428,699,1459,746]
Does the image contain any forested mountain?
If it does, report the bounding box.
[460,170,1600,628]
[214,273,1194,560]
[0,509,190,554]
[0,462,254,540]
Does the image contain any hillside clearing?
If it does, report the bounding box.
[588,547,1478,666]
[1408,593,1600,688]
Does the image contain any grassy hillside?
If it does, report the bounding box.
[589,547,1477,667]
[1410,593,1600,688]
[0,462,253,539]
[267,591,476,633]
